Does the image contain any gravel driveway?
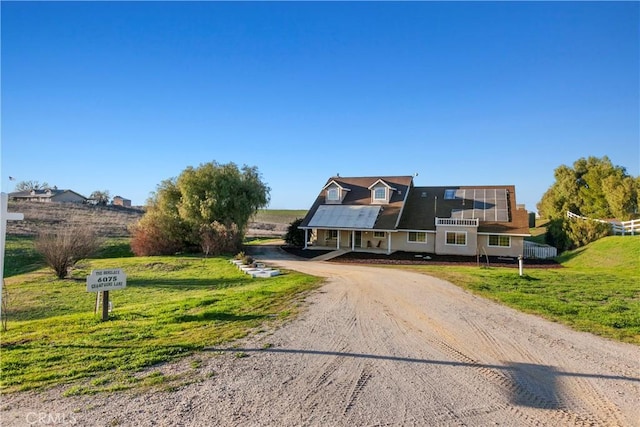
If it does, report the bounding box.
[2,246,639,426]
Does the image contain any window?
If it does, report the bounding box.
[408,232,427,243]
[446,231,466,246]
[373,231,386,238]
[488,235,510,247]
[444,189,456,200]
[326,230,338,239]
[374,187,386,200]
[327,188,339,201]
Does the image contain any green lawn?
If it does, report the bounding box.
[1,243,321,394]
[391,235,640,344]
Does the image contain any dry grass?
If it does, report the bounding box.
[6,202,303,239]
[7,202,144,237]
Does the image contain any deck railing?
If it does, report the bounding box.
[435,217,479,227]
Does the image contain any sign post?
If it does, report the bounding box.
[0,193,24,321]
[86,268,126,321]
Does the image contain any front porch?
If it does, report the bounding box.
[302,245,392,255]
[302,228,394,255]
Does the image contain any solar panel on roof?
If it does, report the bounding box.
[308,205,382,229]
[447,188,509,222]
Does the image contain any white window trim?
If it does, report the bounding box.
[327,188,339,201]
[488,235,511,247]
[407,231,427,243]
[373,231,386,238]
[445,231,467,246]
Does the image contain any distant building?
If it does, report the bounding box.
[112,196,132,207]
[9,188,87,203]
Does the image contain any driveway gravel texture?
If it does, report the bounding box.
[2,246,638,426]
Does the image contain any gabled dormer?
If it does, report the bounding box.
[368,179,397,205]
[322,180,350,204]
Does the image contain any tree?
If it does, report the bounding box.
[35,224,103,279]
[131,161,270,256]
[537,156,638,220]
[284,218,307,247]
[14,180,50,192]
[90,190,111,205]
[200,221,242,256]
[545,217,611,253]
[538,156,638,252]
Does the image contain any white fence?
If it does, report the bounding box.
[610,219,640,235]
[523,241,557,259]
[567,211,639,235]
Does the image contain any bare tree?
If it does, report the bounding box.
[34,224,103,279]
[90,190,111,205]
[14,180,51,192]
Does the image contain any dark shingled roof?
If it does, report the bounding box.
[397,185,530,234]
[300,176,413,230]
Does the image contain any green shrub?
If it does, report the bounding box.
[284,218,306,247]
[545,217,610,253]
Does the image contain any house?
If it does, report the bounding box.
[9,188,87,203]
[112,196,132,207]
[298,176,530,258]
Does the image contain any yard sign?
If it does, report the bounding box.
[0,192,24,320]
[86,268,126,321]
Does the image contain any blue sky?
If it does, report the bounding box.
[2,2,638,213]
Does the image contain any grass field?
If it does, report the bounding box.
[252,209,307,224]
[392,235,640,344]
[1,242,321,394]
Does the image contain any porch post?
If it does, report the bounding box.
[337,231,340,249]
[387,233,391,255]
[304,229,308,249]
[351,230,355,251]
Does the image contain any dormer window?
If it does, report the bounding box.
[373,187,386,200]
[323,180,350,204]
[368,179,396,205]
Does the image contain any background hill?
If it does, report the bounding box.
[6,202,144,237]
[5,202,306,238]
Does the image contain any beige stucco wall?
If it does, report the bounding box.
[478,235,524,257]
[312,228,525,258]
[435,226,478,256]
[390,231,435,253]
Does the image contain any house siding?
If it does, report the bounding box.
[391,231,435,253]
[479,235,525,257]
[435,226,478,256]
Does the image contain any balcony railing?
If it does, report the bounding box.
[435,217,479,227]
